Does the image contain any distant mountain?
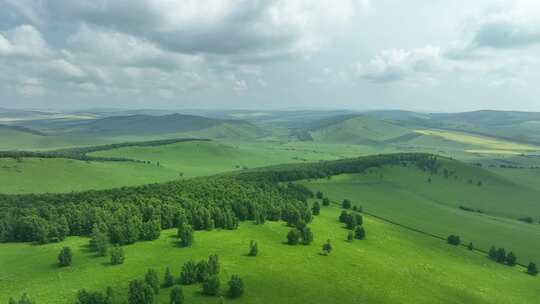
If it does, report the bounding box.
[0,124,46,136]
[58,113,264,139]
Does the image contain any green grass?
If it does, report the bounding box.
[301,160,540,263]
[0,158,179,194]
[0,127,107,151]
[1,205,538,304]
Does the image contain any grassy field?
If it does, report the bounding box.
[1,204,538,304]
[0,127,107,151]
[302,160,540,263]
[0,158,179,194]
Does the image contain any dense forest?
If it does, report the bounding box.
[0,153,440,244]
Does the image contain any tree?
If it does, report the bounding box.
[322,198,330,206]
[354,226,366,240]
[58,246,73,267]
[316,191,323,199]
[248,240,258,256]
[527,262,538,275]
[287,229,301,245]
[301,227,313,245]
[339,211,349,223]
[169,286,184,304]
[447,235,460,246]
[202,275,220,296]
[496,248,507,263]
[467,242,474,251]
[110,245,125,265]
[311,201,320,216]
[208,254,220,275]
[163,267,175,288]
[342,199,352,209]
[128,280,154,304]
[178,224,194,247]
[144,269,160,294]
[506,252,517,266]
[322,239,332,255]
[488,246,497,260]
[180,260,197,285]
[228,275,244,298]
[90,224,109,257]
[141,220,161,241]
[346,214,358,230]
[75,289,109,304]
[347,231,354,242]
[196,260,211,283]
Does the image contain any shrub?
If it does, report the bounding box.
[169,286,184,304]
[58,247,73,267]
[110,245,125,265]
[202,275,220,296]
[228,275,244,298]
[287,229,301,245]
[249,240,258,256]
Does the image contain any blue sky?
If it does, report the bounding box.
[1,0,539,111]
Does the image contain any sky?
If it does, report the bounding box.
[0,0,539,112]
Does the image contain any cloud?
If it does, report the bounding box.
[0,24,50,58]
[357,46,442,84]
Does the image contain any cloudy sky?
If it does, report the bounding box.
[1,0,539,111]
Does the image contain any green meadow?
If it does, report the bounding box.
[1,205,537,304]
[302,160,540,263]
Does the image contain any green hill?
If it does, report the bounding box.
[309,115,413,144]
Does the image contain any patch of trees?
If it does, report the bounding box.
[488,246,517,266]
[458,206,483,214]
[447,235,461,246]
[518,216,535,224]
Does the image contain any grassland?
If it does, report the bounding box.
[1,204,538,304]
[0,158,178,194]
[302,160,540,263]
[0,127,107,151]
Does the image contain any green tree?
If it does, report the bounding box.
[110,245,125,265]
[228,275,244,298]
[506,252,517,266]
[347,231,354,242]
[322,239,332,255]
[342,199,352,209]
[180,260,197,285]
[178,224,194,247]
[248,240,258,256]
[169,286,184,304]
[322,197,330,206]
[287,229,300,245]
[144,269,160,294]
[90,224,109,257]
[75,289,108,304]
[496,248,507,263]
[141,220,161,241]
[58,246,73,267]
[316,191,323,199]
[527,262,538,275]
[311,201,320,216]
[354,226,366,240]
[208,254,220,275]
[163,267,175,288]
[467,242,474,251]
[488,246,497,260]
[196,260,211,283]
[301,227,313,245]
[202,275,220,296]
[128,280,154,304]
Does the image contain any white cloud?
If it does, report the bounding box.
[0,24,50,58]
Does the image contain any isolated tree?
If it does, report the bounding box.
[248,240,258,256]
[169,286,184,304]
[58,246,73,267]
[144,269,160,294]
[342,199,352,209]
[301,227,313,245]
[506,252,517,266]
[312,201,321,216]
[110,245,125,265]
[180,260,197,285]
[354,226,366,240]
[527,262,538,275]
[196,260,211,283]
[347,231,354,242]
[128,280,154,304]
[322,239,332,255]
[228,275,244,298]
[339,211,349,223]
[496,248,507,263]
[447,235,460,246]
[179,224,194,247]
[467,242,474,251]
[208,254,220,275]
[287,229,301,245]
[202,275,220,296]
[322,197,330,206]
[163,267,175,288]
